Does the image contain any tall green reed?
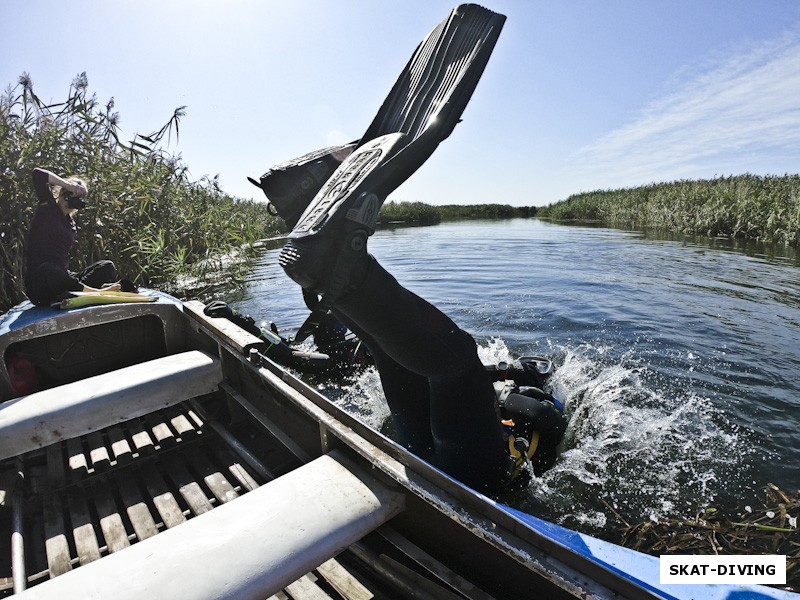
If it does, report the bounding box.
[538,175,800,246]
[0,73,283,311]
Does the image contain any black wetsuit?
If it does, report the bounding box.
[333,256,508,493]
[24,169,117,306]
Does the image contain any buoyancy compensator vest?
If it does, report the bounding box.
[491,357,567,478]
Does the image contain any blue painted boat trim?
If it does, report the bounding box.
[500,504,798,599]
[0,289,181,338]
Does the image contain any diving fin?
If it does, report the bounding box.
[288,4,506,239]
[282,4,505,342]
[253,141,358,229]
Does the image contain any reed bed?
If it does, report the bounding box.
[0,73,282,312]
[377,200,442,226]
[377,201,536,226]
[617,484,799,591]
[437,203,536,220]
[538,176,800,247]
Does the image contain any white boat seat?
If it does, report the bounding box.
[0,350,222,461]
[18,449,405,600]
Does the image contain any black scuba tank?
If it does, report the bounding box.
[493,361,567,477]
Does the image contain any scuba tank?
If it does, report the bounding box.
[493,357,567,480]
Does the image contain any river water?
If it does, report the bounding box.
[224,219,800,536]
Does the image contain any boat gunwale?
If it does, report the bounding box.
[187,306,664,600]
[3,296,662,599]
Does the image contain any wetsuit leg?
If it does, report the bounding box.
[334,256,507,492]
[74,260,118,288]
[333,310,435,461]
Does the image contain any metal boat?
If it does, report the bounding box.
[0,292,793,599]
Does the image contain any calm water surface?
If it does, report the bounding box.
[225,219,800,535]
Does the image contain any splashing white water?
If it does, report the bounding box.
[525,344,752,531]
[332,336,515,431]
[321,336,753,534]
[477,336,515,366]
[328,366,391,431]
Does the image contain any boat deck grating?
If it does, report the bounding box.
[1,398,487,599]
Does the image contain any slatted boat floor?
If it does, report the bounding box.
[1,399,481,599]
[0,403,260,589]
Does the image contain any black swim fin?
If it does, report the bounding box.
[255,4,505,234]
[288,4,506,239]
[280,4,506,342]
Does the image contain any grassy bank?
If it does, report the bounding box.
[438,203,536,220]
[377,200,536,227]
[537,175,800,246]
[0,74,283,311]
[0,73,539,312]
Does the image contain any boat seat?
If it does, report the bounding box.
[0,350,222,461]
[18,449,405,600]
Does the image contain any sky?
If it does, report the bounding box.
[2,0,800,207]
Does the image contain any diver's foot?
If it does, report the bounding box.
[279,227,369,300]
[279,233,337,292]
[290,135,405,239]
[279,138,398,299]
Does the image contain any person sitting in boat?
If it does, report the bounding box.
[24,167,122,306]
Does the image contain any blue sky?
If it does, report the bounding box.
[2,1,799,207]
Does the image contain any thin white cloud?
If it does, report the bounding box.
[564,29,800,191]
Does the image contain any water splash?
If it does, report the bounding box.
[477,336,515,366]
[325,366,391,431]
[521,344,754,532]
[319,335,756,538]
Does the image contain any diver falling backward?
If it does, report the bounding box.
[268,5,565,492]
